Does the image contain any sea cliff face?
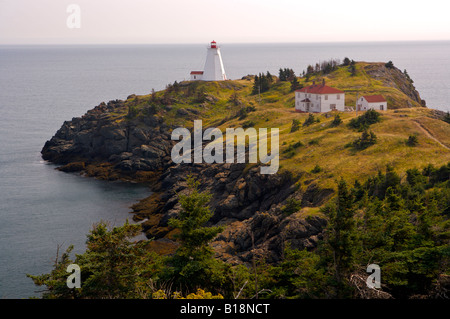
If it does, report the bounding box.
[42,99,173,173]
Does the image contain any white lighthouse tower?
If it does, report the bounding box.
[190,41,227,81]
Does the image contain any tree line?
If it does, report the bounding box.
[28,161,450,299]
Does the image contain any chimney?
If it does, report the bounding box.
[322,78,325,86]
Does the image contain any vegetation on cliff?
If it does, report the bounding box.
[29,163,450,298]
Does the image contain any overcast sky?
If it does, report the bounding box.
[1,0,449,44]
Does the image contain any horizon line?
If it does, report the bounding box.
[1,39,450,46]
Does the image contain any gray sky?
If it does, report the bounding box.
[1,0,449,44]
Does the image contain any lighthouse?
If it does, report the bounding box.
[190,41,227,81]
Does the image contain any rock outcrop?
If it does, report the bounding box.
[42,100,174,175]
[137,161,327,263]
[363,63,426,107]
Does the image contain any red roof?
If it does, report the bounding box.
[363,95,386,103]
[296,84,344,94]
[190,71,204,75]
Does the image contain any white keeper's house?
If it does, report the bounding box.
[357,95,387,111]
[295,80,345,113]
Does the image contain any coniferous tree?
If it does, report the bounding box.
[290,76,302,92]
[167,176,225,291]
[349,64,356,76]
[279,68,285,81]
[252,73,271,95]
[260,73,270,93]
[27,221,164,299]
[266,71,273,84]
[252,75,260,95]
[286,69,295,81]
[322,179,358,297]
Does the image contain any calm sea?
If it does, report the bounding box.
[0,41,449,299]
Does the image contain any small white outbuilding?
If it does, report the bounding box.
[190,71,204,81]
[357,95,387,111]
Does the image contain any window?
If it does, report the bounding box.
[325,95,328,100]
[330,104,336,110]
[337,94,340,100]
[380,105,384,110]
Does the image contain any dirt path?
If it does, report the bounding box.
[414,120,450,150]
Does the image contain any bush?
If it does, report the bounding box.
[311,164,322,173]
[406,134,419,147]
[282,198,302,215]
[303,113,319,127]
[237,105,256,120]
[385,61,394,69]
[349,130,377,150]
[348,109,381,131]
[290,119,301,132]
[242,120,255,128]
[444,112,450,124]
[330,114,343,127]
[126,105,139,119]
[282,141,303,158]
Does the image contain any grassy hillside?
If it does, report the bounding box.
[116,62,450,192]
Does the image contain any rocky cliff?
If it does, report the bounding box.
[362,62,426,107]
[42,93,329,264]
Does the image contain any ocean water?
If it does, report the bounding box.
[0,41,449,299]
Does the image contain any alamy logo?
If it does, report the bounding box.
[66,264,81,288]
[171,120,279,174]
[366,264,381,289]
[66,4,81,29]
